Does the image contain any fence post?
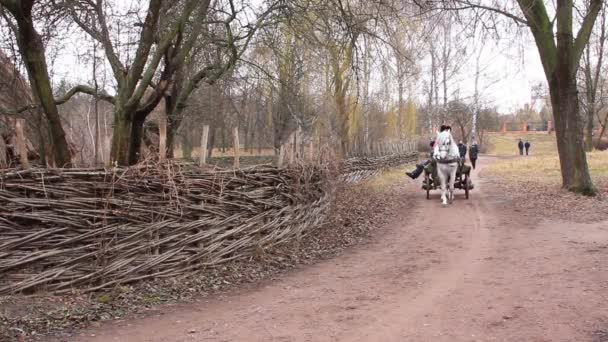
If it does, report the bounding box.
[233,127,240,169]
[103,136,112,168]
[15,119,29,169]
[278,144,285,168]
[159,119,167,162]
[291,130,297,163]
[308,140,314,162]
[287,132,295,165]
[0,135,6,169]
[200,125,209,167]
[295,126,300,159]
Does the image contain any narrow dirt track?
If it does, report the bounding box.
[66,158,608,342]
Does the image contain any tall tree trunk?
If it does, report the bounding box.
[166,123,178,159]
[181,129,193,159]
[596,119,607,148]
[515,0,600,195]
[585,99,595,152]
[128,117,145,165]
[551,0,596,194]
[8,2,72,167]
[335,83,349,155]
[110,111,132,166]
[583,49,596,152]
[208,126,215,158]
[221,124,226,153]
[459,124,466,144]
[550,75,595,194]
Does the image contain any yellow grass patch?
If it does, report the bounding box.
[361,166,411,192]
[486,151,608,185]
[485,132,558,156]
[174,147,276,159]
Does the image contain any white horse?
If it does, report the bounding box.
[433,129,460,206]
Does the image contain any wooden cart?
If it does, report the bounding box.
[421,160,473,200]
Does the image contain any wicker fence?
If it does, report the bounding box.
[341,152,418,182]
[0,163,329,295]
[0,153,417,295]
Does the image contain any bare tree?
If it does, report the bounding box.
[580,3,607,151]
[0,0,73,166]
[429,0,603,195]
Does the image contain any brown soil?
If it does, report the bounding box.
[45,158,608,341]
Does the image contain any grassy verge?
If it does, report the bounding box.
[483,151,608,223]
[484,132,558,156]
[485,151,608,185]
[365,166,409,191]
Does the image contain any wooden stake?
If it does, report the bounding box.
[15,119,29,169]
[233,127,240,169]
[296,126,303,159]
[103,136,112,168]
[200,125,209,167]
[308,140,314,162]
[159,119,167,162]
[0,135,7,169]
[289,132,296,165]
[278,144,285,168]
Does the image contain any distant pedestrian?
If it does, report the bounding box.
[457,140,467,159]
[518,139,524,155]
[524,141,531,155]
[469,142,479,169]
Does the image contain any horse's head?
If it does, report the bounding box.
[436,130,458,160]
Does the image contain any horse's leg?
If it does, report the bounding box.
[449,164,457,202]
[438,165,448,206]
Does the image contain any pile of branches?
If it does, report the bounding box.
[0,161,330,295]
[341,152,418,183]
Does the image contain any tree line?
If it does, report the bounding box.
[0,0,606,195]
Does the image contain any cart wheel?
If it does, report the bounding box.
[425,175,431,200]
[464,174,470,200]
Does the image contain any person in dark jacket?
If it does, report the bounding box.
[469,142,479,169]
[524,141,531,155]
[406,139,435,179]
[457,140,467,159]
[518,139,524,155]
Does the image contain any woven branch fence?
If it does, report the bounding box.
[0,162,329,295]
[340,152,418,183]
[0,152,417,295]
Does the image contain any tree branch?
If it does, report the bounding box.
[0,84,116,114]
[516,0,557,77]
[573,0,603,70]
[64,0,126,82]
[423,0,528,25]
[55,84,116,105]
[0,0,18,12]
[125,0,200,112]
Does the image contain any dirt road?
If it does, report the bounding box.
[67,158,608,342]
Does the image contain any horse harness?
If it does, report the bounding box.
[435,134,459,164]
[436,158,459,164]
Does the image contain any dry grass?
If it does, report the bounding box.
[484,151,608,223]
[365,166,410,191]
[485,132,558,156]
[486,151,608,184]
[174,147,277,159]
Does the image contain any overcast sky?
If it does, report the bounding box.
[450,35,546,113]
